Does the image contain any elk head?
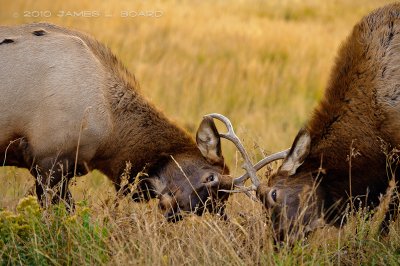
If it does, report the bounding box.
[140,114,234,222]
[220,125,326,242]
[256,129,326,242]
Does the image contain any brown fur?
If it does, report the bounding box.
[0,23,232,219]
[258,3,400,238]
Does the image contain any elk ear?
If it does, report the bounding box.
[280,128,311,176]
[196,116,223,164]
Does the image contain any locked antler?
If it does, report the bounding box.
[233,149,290,185]
[204,113,289,194]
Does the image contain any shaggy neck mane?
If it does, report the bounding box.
[108,85,198,176]
[100,48,198,178]
[298,5,400,206]
[307,27,367,147]
[304,6,398,171]
[307,17,382,163]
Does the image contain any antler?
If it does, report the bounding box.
[205,113,260,189]
[233,149,289,185]
[204,113,289,193]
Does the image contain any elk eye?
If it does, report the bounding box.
[271,189,277,202]
[205,173,215,182]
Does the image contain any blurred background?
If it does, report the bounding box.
[0,0,393,208]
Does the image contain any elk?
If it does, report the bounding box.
[0,22,235,221]
[226,3,400,240]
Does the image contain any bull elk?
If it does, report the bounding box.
[0,22,236,221]
[227,3,400,240]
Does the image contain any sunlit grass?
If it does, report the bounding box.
[1,0,398,264]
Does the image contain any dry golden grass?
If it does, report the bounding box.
[1,0,400,265]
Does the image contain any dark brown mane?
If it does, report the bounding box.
[306,4,400,162]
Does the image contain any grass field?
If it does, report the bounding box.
[1,0,399,265]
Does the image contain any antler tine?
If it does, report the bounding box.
[205,113,260,188]
[233,149,290,185]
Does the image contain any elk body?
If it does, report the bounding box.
[233,3,400,239]
[0,22,233,220]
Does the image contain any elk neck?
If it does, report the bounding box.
[301,15,395,208]
[93,76,200,181]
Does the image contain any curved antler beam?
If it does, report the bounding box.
[204,113,260,187]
